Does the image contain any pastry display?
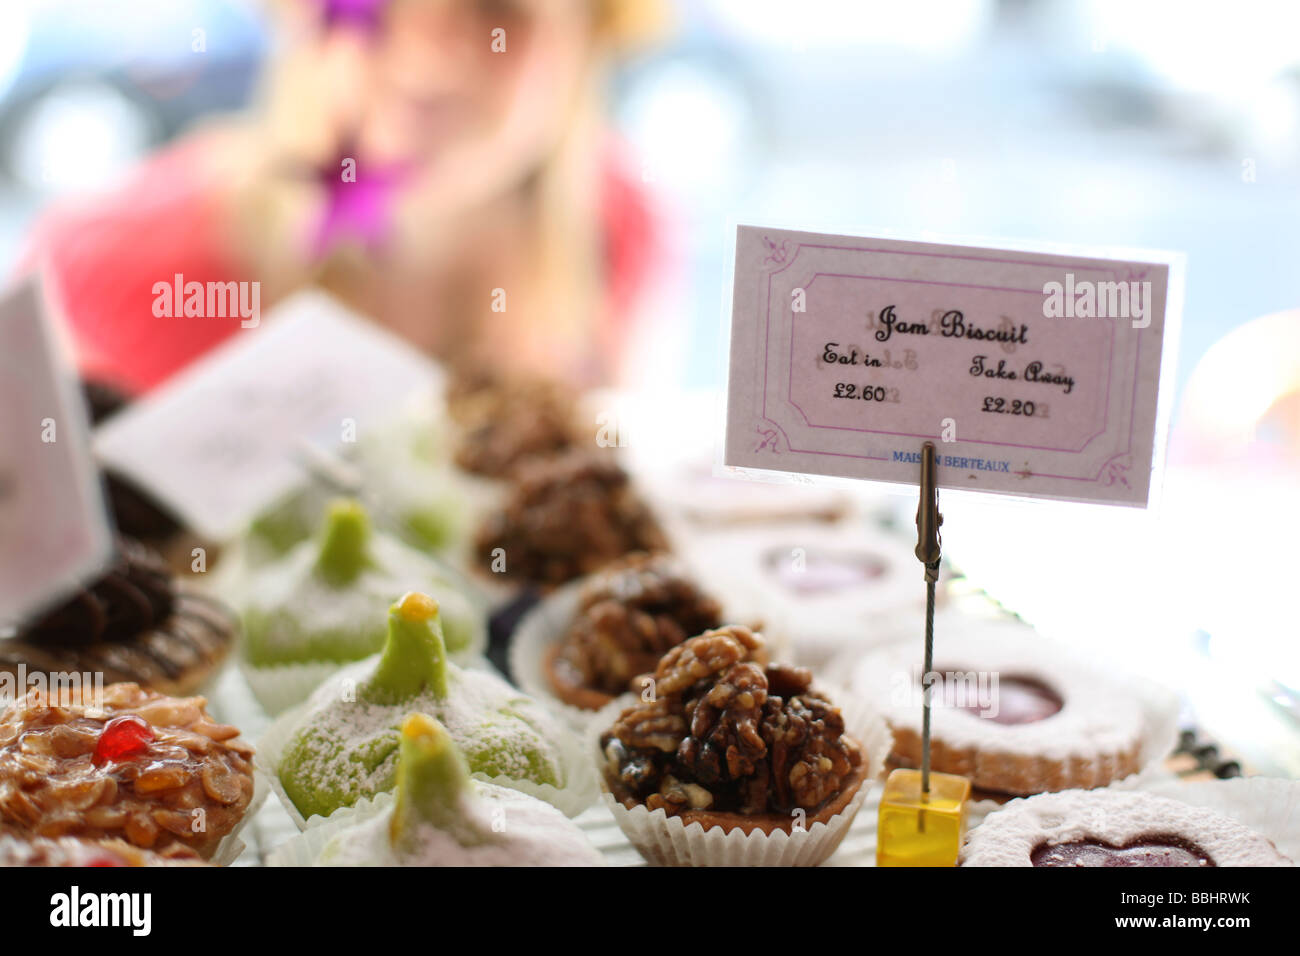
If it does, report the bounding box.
[276,714,602,866]
[474,449,669,589]
[850,615,1169,797]
[0,683,255,859]
[960,789,1292,867]
[447,369,582,477]
[1,537,237,696]
[545,552,723,710]
[271,592,581,823]
[0,830,206,866]
[239,499,485,669]
[598,626,869,865]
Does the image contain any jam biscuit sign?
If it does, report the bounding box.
[724,226,1177,507]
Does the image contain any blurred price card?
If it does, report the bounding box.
[0,279,113,624]
[94,290,438,541]
[723,225,1181,507]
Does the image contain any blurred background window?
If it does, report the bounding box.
[2,0,1297,399]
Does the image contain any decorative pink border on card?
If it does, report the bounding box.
[755,239,1150,485]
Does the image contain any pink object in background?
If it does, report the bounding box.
[14,139,248,396]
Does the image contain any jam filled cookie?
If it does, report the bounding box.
[960,789,1292,867]
[0,683,255,859]
[598,626,869,865]
[545,553,723,711]
[851,617,1167,797]
[2,537,237,696]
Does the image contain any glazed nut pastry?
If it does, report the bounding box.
[449,371,581,477]
[601,625,862,822]
[474,450,669,589]
[547,552,724,708]
[0,830,206,867]
[0,684,255,858]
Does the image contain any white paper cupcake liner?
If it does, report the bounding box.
[586,690,891,866]
[1143,776,1300,863]
[239,659,346,717]
[256,693,596,831]
[265,790,397,866]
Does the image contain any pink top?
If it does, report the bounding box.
[18,137,661,395]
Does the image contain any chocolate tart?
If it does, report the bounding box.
[1,537,236,696]
[82,380,212,571]
[960,789,1292,867]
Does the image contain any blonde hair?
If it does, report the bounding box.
[231,0,668,381]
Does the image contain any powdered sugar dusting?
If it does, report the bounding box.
[278,656,570,819]
[316,782,602,866]
[852,619,1148,760]
[241,532,483,666]
[961,789,1293,867]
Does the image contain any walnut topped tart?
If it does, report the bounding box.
[597,626,870,865]
[545,552,724,711]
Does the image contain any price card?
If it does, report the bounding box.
[723,226,1178,507]
[0,279,113,624]
[94,290,439,541]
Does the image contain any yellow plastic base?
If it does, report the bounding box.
[876,768,971,867]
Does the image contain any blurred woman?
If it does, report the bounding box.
[19,0,667,393]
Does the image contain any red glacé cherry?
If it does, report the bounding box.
[92,715,155,765]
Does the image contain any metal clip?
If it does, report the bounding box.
[914,441,942,582]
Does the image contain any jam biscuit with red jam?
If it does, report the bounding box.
[851,617,1163,797]
[960,789,1292,867]
[0,683,255,859]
